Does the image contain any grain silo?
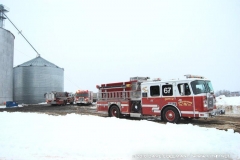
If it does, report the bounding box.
[13,56,64,104]
[0,5,14,104]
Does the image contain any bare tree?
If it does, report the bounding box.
[215,90,231,97]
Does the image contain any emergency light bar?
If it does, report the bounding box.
[130,77,150,81]
[76,90,88,93]
[184,74,205,79]
[96,85,127,89]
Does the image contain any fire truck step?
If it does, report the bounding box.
[130,113,141,118]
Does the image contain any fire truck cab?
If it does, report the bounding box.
[96,75,218,123]
[75,90,93,105]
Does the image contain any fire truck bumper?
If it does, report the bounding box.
[76,101,87,104]
[198,112,212,118]
[47,101,57,104]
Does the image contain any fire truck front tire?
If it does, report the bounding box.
[109,105,121,118]
[162,107,180,123]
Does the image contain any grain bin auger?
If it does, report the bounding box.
[1,6,40,57]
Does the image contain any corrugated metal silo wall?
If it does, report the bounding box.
[0,28,14,104]
[13,66,64,104]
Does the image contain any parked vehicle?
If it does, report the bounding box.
[96,75,219,123]
[45,91,74,106]
[75,90,93,105]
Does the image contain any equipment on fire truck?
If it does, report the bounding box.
[75,90,93,105]
[96,75,220,123]
[44,91,74,106]
[184,74,205,79]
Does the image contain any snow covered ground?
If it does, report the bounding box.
[0,112,240,160]
[0,96,240,160]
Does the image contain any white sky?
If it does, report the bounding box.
[1,0,240,93]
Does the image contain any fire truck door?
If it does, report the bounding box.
[177,83,195,117]
[141,85,161,116]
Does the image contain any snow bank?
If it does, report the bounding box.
[216,96,240,115]
[0,112,239,160]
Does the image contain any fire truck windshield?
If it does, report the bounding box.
[191,80,214,95]
[75,93,88,97]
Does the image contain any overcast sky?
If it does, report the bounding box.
[1,0,240,93]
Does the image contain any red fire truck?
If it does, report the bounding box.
[75,90,93,105]
[96,75,219,123]
[45,91,74,106]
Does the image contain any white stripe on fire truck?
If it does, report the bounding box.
[97,104,108,106]
[152,107,161,113]
[121,104,129,107]
[181,111,199,114]
[152,110,161,113]
[142,104,158,108]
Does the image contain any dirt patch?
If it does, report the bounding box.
[1,104,240,134]
[177,116,240,133]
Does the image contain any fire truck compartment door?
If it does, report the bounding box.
[141,84,161,115]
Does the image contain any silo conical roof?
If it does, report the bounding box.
[16,56,62,69]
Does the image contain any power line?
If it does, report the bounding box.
[3,12,40,57]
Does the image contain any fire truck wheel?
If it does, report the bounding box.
[162,107,180,123]
[109,105,120,118]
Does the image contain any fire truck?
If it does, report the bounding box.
[45,91,74,106]
[96,75,218,123]
[75,90,93,105]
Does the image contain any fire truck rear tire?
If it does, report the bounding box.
[162,106,180,123]
[109,105,121,118]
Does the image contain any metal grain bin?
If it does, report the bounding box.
[0,27,14,104]
[13,56,64,104]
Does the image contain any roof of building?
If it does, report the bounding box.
[15,56,63,69]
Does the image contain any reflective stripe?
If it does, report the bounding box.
[97,104,108,106]
[142,104,158,108]
[181,111,195,114]
[152,107,161,113]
